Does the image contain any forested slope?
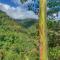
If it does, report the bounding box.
[0,11,60,60]
[0,11,39,60]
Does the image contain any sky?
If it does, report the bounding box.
[0,0,20,7]
[0,0,38,20]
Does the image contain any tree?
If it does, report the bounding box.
[39,0,48,60]
[20,0,27,3]
[47,0,60,19]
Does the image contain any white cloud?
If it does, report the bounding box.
[0,3,10,11]
[0,3,38,20]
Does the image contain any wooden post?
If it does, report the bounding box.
[39,0,48,60]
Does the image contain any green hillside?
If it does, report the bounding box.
[0,11,39,60]
[0,11,60,60]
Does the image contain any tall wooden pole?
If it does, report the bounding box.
[39,0,48,60]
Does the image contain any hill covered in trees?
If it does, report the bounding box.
[0,11,39,60]
[0,11,60,60]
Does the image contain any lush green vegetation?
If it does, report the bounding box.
[0,11,39,60]
[47,20,60,60]
[0,11,60,60]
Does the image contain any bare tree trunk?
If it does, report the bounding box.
[39,0,48,60]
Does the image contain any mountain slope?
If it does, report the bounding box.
[0,11,39,60]
[0,11,60,60]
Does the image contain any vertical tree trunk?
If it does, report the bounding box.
[39,0,48,60]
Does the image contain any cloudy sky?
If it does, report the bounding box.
[0,0,38,20]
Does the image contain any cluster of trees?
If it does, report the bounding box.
[47,20,60,60]
[0,11,39,60]
[47,0,60,19]
[0,11,60,60]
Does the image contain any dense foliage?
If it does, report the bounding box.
[0,11,60,60]
[47,20,60,60]
[0,11,39,60]
[0,0,60,60]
